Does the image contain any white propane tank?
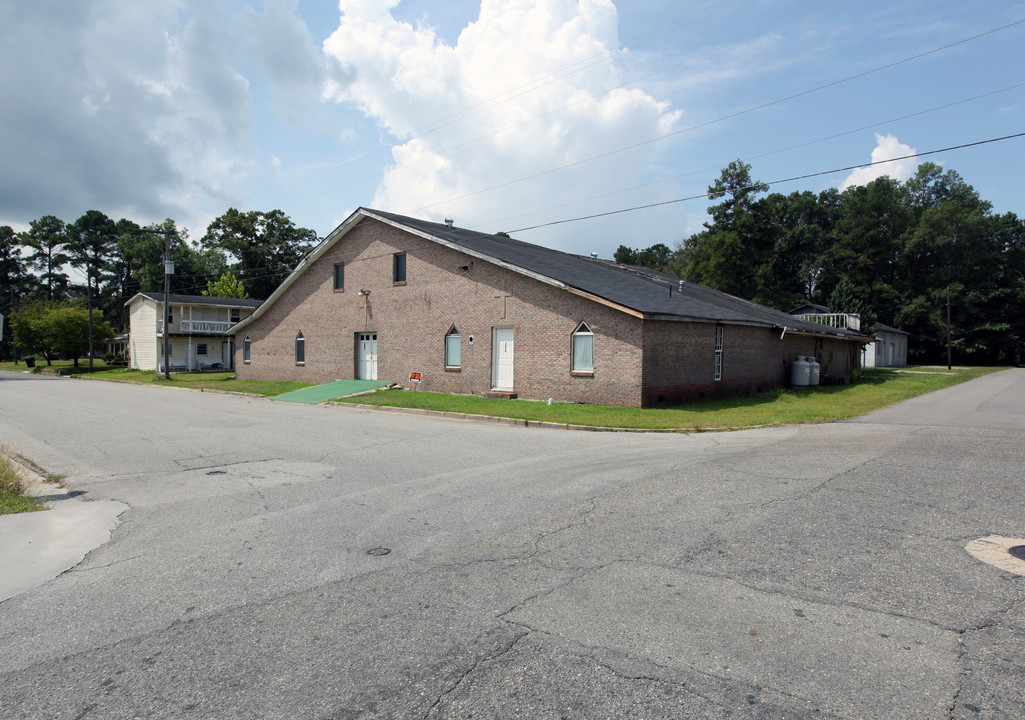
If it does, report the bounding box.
[790,355,811,387]
[808,356,821,386]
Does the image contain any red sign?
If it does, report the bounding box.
[409,372,422,383]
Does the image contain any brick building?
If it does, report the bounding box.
[232,209,869,407]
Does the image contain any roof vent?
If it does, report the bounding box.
[678,280,684,292]
[444,218,454,227]
[591,252,598,259]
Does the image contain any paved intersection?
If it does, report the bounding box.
[0,369,1022,718]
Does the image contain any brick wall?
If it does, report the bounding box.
[639,323,859,406]
[236,217,862,407]
[236,218,647,406]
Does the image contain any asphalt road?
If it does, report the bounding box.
[1,368,1023,719]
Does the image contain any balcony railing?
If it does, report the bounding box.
[793,313,861,331]
[160,320,236,334]
[180,320,233,333]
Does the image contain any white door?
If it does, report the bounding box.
[358,333,378,380]
[492,327,514,390]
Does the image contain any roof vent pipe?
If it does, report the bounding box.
[444,218,454,227]
[591,252,598,259]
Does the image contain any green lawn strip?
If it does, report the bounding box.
[72,368,315,397]
[0,453,47,515]
[0,359,112,374]
[333,367,1003,430]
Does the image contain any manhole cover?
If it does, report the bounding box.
[1009,545,1025,562]
[366,547,391,556]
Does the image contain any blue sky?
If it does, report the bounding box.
[2,0,1023,260]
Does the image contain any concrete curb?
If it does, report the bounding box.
[326,401,764,433]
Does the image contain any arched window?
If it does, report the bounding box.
[243,335,251,362]
[295,332,305,364]
[445,325,461,368]
[571,322,593,373]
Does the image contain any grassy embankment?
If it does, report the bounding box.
[332,367,1003,430]
[0,452,47,515]
[72,368,315,396]
[1,361,1005,429]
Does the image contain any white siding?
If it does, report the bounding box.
[129,299,158,370]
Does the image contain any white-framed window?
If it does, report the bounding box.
[334,262,345,291]
[295,332,305,364]
[243,335,251,362]
[714,324,724,381]
[196,343,208,356]
[230,308,241,323]
[445,326,461,368]
[572,322,594,373]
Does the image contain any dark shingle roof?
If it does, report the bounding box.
[131,292,263,308]
[367,210,865,339]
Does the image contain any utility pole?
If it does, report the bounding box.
[87,257,94,372]
[160,231,174,380]
[946,286,952,371]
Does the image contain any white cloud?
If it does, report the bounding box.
[840,134,919,190]
[321,0,681,253]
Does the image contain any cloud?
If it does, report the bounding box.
[0,1,254,228]
[321,0,681,253]
[840,134,919,190]
[239,0,327,127]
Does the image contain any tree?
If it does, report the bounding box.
[203,272,248,299]
[1,225,33,312]
[18,215,70,300]
[67,210,119,366]
[682,160,771,298]
[1,225,36,360]
[613,243,674,272]
[828,275,875,331]
[9,301,112,367]
[201,209,318,300]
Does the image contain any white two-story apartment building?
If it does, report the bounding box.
[127,292,262,372]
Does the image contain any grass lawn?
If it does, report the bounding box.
[0,359,112,374]
[0,452,46,515]
[72,368,316,397]
[332,366,1005,430]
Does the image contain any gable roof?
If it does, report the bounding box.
[127,292,263,309]
[234,208,870,341]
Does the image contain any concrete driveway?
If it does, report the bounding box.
[0,368,1023,719]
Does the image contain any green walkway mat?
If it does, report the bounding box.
[271,379,392,404]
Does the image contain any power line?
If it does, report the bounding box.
[483,82,1025,227]
[222,0,842,211]
[505,132,1025,233]
[410,18,1025,214]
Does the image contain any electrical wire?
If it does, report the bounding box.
[410,18,1025,215]
[504,132,1025,233]
[222,0,841,210]
[482,81,1025,227]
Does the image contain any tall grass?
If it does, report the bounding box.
[0,452,47,515]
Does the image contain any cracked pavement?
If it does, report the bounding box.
[0,368,1023,718]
